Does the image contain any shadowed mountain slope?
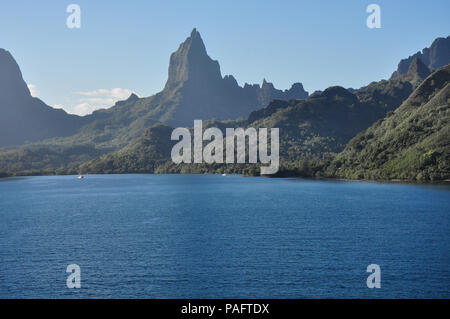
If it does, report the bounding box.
[0,49,90,147]
[26,29,309,152]
[329,64,450,181]
[391,35,450,78]
[78,83,413,175]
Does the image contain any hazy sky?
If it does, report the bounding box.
[1,0,449,115]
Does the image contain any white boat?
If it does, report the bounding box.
[77,174,84,179]
[222,173,227,177]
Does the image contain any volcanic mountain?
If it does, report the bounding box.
[86,28,308,129]
[155,28,308,124]
[0,49,89,147]
[0,29,308,149]
[331,63,450,181]
[391,35,450,79]
[35,28,309,149]
[2,32,447,180]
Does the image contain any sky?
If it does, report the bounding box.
[0,0,449,115]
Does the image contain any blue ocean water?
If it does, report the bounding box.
[0,174,449,298]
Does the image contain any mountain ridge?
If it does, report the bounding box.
[391,35,450,78]
[329,64,450,181]
[47,28,309,147]
[0,49,91,147]
[0,33,448,181]
[78,82,416,175]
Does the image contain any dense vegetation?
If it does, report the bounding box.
[0,143,108,176]
[327,65,450,182]
[1,64,440,180]
[0,35,449,183]
[76,80,417,177]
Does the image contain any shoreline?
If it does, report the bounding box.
[1,171,449,186]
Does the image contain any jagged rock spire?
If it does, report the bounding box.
[407,58,431,79]
[165,28,221,89]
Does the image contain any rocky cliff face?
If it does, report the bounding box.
[155,29,309,125]
[391,35,450,78]
[0,49,89,147]
[165,28,222,89]
[0,49,31,101]
[398,58,431,87]
[0,29,308,148]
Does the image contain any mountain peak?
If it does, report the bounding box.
[321,86,358,103]
[407,58,431,78]
[154,30,308,125]
[284,82,308,100]
[261,78,274,89]
[391,35,450,78]
[0,48,88,147]
[397,57,432,87]
[128,93,139,100]
[0,48,31,100]
[190,28,199,38]
[165,29,221,89]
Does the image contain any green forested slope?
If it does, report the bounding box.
[78,84,412,176]
[328,64,450,181]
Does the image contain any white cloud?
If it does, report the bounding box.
[69,88,137,115]
[27,84,39,97]
[80,97,116,105]
[73,103,98,116]
[76,88,134,100]
[53,104,65,109]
